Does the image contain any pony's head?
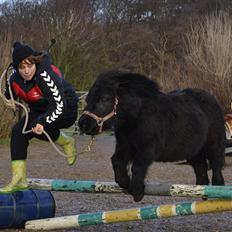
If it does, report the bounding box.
[78,71,121,135]
[78,70,160,135]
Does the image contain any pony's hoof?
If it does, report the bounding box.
[132,192,144,202]
[212,177,224,186]
[129,184,145,202]
[129,180,145,202]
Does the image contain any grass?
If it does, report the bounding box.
[0,138,10,147]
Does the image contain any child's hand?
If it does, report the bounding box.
[32,123,44,135]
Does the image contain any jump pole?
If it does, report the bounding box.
[25,199,232,230]
[28,178,232,199]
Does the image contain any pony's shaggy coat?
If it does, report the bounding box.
[79,71,225,201]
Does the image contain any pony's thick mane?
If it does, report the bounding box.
[96,70,160,98]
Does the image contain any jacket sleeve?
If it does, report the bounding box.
[36,68,66,126]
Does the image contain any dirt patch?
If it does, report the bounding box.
[1,134,232,232]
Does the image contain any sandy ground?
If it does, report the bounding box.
[1,134,232,232]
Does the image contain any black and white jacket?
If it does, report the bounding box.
[5,53,79,126]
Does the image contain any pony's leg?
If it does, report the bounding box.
[111,144,131,190]
[130,157,152,202]
[210,159,225,185]
[188,155,209,185]
[207,147,225,185]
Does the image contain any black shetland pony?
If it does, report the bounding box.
[78,71,225,202]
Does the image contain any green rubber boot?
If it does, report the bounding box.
[55,132,77,166]
[0,160,28,194]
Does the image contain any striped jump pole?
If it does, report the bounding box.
[26,199,232,230]
[28,178,232,199]
[28,178,171,196]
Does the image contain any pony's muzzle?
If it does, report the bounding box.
[78,115,99,135]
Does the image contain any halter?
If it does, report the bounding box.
[82,97,118,133]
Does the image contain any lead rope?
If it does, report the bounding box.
[0,68,94,158]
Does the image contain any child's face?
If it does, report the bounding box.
[18,59,36,81]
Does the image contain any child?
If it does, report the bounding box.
[0,42,79,193]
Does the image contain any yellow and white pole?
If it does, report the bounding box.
[26,199,232,230]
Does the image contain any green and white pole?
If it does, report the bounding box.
[28,178,232,199]
[25,199,232,230]
[28,178,171,195]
